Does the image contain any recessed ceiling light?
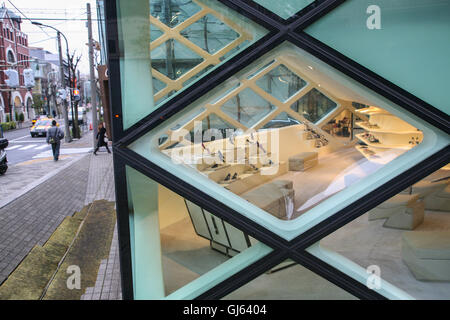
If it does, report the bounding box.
[308,65,314,70]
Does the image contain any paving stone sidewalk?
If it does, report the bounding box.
[0,156,90,284]
[0,133,121,299]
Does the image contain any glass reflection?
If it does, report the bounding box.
[150,43,424,223]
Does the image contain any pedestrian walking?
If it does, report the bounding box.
[46,120,64,161]
[93,123,111,155]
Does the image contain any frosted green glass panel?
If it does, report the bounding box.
[117,0,268,130]
[117,0,154,129]
[125,166,271,299]
[253,0,315,19]
[306,0,450,115]
[149,0,268,109]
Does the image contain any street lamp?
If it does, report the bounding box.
[31,21,73,142]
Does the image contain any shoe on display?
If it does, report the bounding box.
[218,150,224,163]
[211,163,218,169]
[231,172,238,180]
[224,173,231,181]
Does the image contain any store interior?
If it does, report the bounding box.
[139,45,448,299]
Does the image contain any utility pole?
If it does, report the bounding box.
[57,32,71,142]
[87,3,98,149]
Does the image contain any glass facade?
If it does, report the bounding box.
[313,165,450,299]
[107,0,450,300]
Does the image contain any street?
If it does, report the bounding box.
[3,114,93,165]
[3,120,71,165]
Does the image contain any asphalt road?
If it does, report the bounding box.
[3,121,67,165]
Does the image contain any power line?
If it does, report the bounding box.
[28,37,57,45]
[6,0,52,38]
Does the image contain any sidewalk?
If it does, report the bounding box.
[0,130,121,299]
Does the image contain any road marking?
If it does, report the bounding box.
[10,135,30,142]
[35,145,50,150]
[18,144,37,150]
[6,145,22,150]
[10,140,46,143]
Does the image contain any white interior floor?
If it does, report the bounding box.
[321,210,450,300]
[157,149,450,299]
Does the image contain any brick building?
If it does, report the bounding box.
[0,5,33,123]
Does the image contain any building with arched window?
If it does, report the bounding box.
[0,5,32,122]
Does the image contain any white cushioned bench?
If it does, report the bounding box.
[402,231,450,281]
[288,152,318,172]
[241,180,294,219]
[368,193,424,230]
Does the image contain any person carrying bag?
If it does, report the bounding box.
[46,120,64,161]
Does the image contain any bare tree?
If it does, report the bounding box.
[67,50,82,138]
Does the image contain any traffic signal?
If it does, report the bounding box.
[73,89,81,102]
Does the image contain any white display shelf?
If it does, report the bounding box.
[355,107,390,115]
[355,145,383,161]
[355,121,422,135]
[355,133,413,150]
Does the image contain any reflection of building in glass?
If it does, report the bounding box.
[149,0,253,105]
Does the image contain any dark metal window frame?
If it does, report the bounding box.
[104,0,450,300]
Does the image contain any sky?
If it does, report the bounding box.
[3,0,100,74]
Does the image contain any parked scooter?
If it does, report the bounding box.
[0,137,8,175]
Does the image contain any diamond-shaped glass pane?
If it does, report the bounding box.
[129,42,446,242]
[151,39,204,80]
[150,0,201,28]
[221,88,276,128]
[152,77,167,95]
[180,14,239,55]
[306,0,450,115]
[256,64,307,102]
[182,64,214,87]
[314,164,450,299]
[125,165,270,299]
[219,40,250,62]
[253,0,314,19]
[223,260,357,299]
[187,113,236,143]
[150,24,164,42]
[290,88,337,123]
[261,112,301,129]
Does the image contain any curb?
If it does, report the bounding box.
[0,153,90,210]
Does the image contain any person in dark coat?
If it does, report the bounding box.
[46,120,64,161]
[93,123,111,155]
